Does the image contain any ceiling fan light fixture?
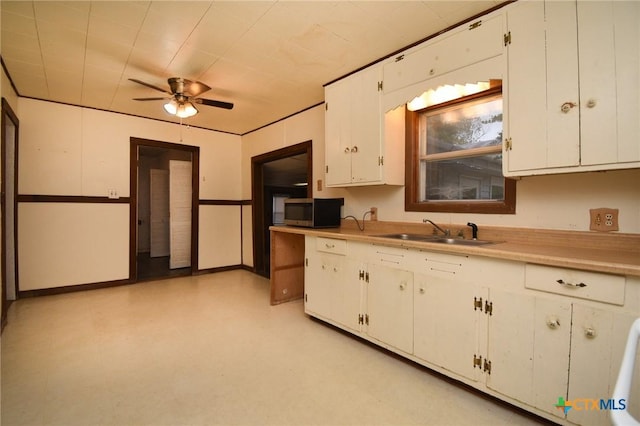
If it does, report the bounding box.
[176,101,198,118]
[163,99,178,115]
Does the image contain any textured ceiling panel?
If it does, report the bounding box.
[1,0,502,135]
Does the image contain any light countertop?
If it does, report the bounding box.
[270,223,640,277]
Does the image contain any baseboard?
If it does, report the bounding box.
[18,278,133,298]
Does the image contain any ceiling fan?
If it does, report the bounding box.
[130,77,234,118]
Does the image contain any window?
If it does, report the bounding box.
[405,83,515,213]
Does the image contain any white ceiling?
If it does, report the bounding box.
[1,1,502,135]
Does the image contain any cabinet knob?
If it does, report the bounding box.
[344,147,350,153]
[351,146,358,153]
[561,102,577,113]
[419,287,425,294]
[429,68,435,76]
[546,316,560,329]
[586,99,597,108]
[399,282,406,291]
[584,327,597,339]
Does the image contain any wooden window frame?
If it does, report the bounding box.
[404,86,516,214]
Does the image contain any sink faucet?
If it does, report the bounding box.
[467,222,478,240]
[423,219,450,236]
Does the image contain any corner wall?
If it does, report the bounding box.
[17,98,242,290]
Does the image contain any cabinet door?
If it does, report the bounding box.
[414,272,484,382]
[325,77,353,186]
[333,258,365,333]
[383,14,503,94]
[367,264,413,354]
[325,66,383,186]
[304,249,336,320]
[579,1,640,166]
[567,305,640,426]
[504,1,580,174]
[349,65,383,185]
[486,290,571,419]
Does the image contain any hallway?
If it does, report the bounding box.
[1,270,548,425]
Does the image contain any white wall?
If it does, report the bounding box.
[17,98,242,290]
[240,104,640,266]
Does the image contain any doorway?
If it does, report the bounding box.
[130,138,200,281]
[1,98,19,330]
[252,141,312,278]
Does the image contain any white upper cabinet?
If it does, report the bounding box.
[383,13,503,102]
[503,0,640,176]
[324,64,404,187]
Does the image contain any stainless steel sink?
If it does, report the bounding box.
[373,233,440,241]
[373,233,496,246]
[433,238,496,246]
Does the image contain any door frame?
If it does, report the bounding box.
[251,140,312,277]
[129,137,200,281]
[1,98,19,331]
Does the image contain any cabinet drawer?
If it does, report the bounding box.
[525,264,625,305]
[316,237,347,255]
[367,244,415,269]
[414,250,468,278]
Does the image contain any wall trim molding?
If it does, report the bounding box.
[18,195,252,205]
[18,195,131,203]
[199,200,248,206]
[18,278,132,298]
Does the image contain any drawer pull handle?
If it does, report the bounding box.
[556,279,587,288]
[325,244,335,249]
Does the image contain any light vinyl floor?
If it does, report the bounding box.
[1,270,549,426]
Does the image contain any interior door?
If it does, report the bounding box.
[149,169,169,257]
[2,99,18,327]
[169,160,192,269]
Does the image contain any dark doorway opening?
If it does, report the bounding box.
[252,141,312,278]
[130,138,200,282]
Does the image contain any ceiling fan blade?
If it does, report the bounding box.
[133,97,167,101]
[129,78,170,94]
[195,98,234,110]
[182,79,211,97]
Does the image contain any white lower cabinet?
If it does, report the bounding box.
[304,249,339,320]
[303,236,639,425]
[367,263,413,354]
[567,305,640,426]
[486,290,571,420]
[413,253,484,383]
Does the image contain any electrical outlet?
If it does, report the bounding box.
[589,208,619,232]
[370,207,378,221]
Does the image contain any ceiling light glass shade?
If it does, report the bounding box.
[176,102,198,118]
[163,99,178,115]
[163,99,198,118]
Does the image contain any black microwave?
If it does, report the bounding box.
[283,198,344,228]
